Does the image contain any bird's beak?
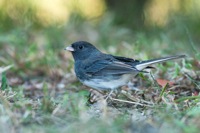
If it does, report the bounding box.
[64,46,74,52]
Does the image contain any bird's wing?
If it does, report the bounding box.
[113,55,154,69]
[84,55,185,76]
[84,58,139,75]
[112,55,140,64]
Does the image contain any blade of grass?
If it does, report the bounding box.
[184,73,200,90]
[175,96,200,103]
[160,83,168,97]
[0,65,13,74]
[0,91,19,126]
[184,26,198,54]
[1,72,8,90]
[156,83,168,103]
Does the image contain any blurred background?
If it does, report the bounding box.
[0,1,200,132]
[0,0,199,80]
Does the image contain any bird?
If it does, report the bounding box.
[65,41,185,99]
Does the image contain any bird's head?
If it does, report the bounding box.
[65,41,101,61]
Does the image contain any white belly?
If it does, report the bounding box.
[82,74,132,90]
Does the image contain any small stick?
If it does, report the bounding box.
[111,98,154,107]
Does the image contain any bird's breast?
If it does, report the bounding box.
[74,62,91,80]
[81,74,132,91]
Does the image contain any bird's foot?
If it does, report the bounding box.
[88,89,104,104]
[105,89,115,101]
[88,89,117,104]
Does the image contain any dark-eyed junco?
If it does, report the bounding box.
[65,41,185,99]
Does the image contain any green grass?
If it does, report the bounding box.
[0,14,200,133]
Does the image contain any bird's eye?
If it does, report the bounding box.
[79,45,84,49]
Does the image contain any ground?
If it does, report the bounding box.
[0,16,200,133]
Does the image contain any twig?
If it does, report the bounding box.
[168,85,187,90]
[111,98,154,107]
[121,91,154,105]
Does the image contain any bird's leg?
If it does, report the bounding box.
[105,89,114,100]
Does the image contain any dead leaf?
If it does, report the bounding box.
[156,78,174,88]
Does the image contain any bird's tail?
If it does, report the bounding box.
[135,55,186,71]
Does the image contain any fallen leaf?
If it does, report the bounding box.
[156,78,174,88]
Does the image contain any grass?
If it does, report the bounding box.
[0,14,200,133]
